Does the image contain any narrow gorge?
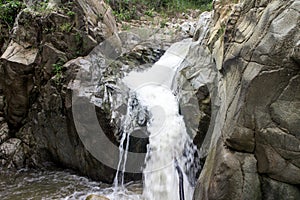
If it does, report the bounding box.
[0,0,299,199]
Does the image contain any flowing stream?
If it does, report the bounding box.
[0,168,143,200]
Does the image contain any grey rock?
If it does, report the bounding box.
[261,177,300,200]
[0,138,21,158]
[193,140,261,200]
[0,122,9,144]
[194,0,300,199]
[0,95,4,111]
[270,75,300,138]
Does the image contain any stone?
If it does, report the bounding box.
[86,194,110,200]
[270,75,300,138]
[0,0,122,180]
[255,129,300,184]
[0,138,21,159]
[0,41,36,128]
[41,43,67,81]
[225,125,255,153]
[76,0,117,36]
[194,140,261,200]
[0,95,4,111]
[1,41,38,65]
[194,0,300,199]
[0,122,9,144]
[261,177,300,200]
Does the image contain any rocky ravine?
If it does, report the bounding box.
[194,0,300,199]
[0,0,195,182]
[0,0,299,199]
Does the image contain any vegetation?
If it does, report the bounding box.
[60,22,72,32]
[0,0,24,29]
[52,60,65,84]
[107,0,213,22]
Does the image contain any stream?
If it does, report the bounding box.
[0,168,143,200]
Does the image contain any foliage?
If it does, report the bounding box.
[60,22,72,32]
[112,5,137,22]
[106,0,213,21]
[0,0,24,29]
[67,10,75,17]
[145,8,155,17]
[33,0,49,12]
[52,60,64,84]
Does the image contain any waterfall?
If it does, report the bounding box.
[120,40,201,200]
[109,11,213,199]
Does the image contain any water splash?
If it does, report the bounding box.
[111,11,212,199]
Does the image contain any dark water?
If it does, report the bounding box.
[0,169,143,200]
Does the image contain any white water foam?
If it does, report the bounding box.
[136,85,194,200]
[122,40,199,200]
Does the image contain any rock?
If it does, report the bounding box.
[0,0,122,180]
[1,42,38,66]
[0,41,36,129]
[225,125,255,153]
[194,0,300,199]
[76,0,117,36]
[255,128,300,184]
[0,138,21,158]
[194,140,261,200]
[0,138,25,168]
[261,177,300,200]
[41,43,68,81]
[0,122,9,144]
[180,21,196,37]
[0,95,4,111]
[86,194,110,200]
[270,74,300,138]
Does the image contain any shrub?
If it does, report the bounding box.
[0,0,24,29]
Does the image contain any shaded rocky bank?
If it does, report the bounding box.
[0,0,299,199]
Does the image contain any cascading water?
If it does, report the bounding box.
[107,12,214,200]
[110,11,213,200]
[0,11,215,200]
[119,40,202,200]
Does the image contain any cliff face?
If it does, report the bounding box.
[0,0,169,182]
[0,0,119,181]
[194,0,300,199]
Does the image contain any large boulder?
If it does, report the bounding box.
[194,0,300,199]
[0,0,119,181]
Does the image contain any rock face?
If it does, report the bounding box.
[0,0,172,182]
[0,0,119,181]
[194,0,300,199]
